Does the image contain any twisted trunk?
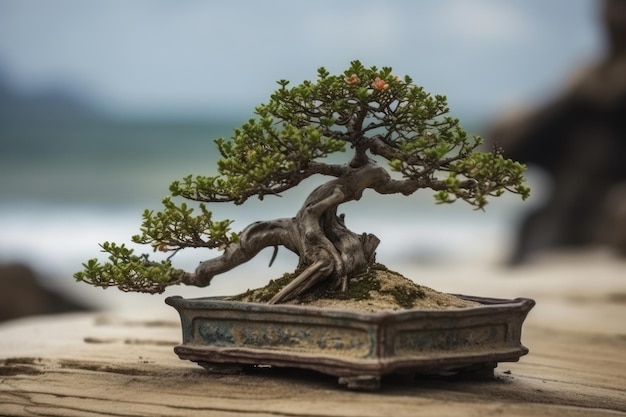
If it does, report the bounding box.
[187,162,391,303]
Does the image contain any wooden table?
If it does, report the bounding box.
[1,253,625,416]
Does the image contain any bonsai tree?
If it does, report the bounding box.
[75,61,529,304]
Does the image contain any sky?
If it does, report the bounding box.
[0,0,605,121]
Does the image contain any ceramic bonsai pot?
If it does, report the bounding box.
[166,295,534,390]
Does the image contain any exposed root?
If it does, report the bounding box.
[268,260,327,304]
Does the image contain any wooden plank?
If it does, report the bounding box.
[1,254,625,416]
[1,313,624,416]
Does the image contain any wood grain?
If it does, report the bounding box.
[1,254,625,416]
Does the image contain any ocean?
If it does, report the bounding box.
[0,118,540,311]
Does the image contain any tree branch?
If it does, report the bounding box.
[188,218,299,287]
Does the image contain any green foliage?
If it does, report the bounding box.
[75,60,530,293]
[446,148,531,208]
[169,59,527,209]
[73,242,188,294]
[169,60,460,205]
[73,196,240,293]
[132,197,239,252]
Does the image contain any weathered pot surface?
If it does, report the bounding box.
[166,295,535,390]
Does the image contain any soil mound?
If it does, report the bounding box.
[232,264,480,312]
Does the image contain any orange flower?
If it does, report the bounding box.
[372,77,389,91]
[345,74,361,85]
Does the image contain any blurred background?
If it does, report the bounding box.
[0,0,620,320]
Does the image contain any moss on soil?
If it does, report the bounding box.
[230,263,478,311]
[230,273,296,303]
